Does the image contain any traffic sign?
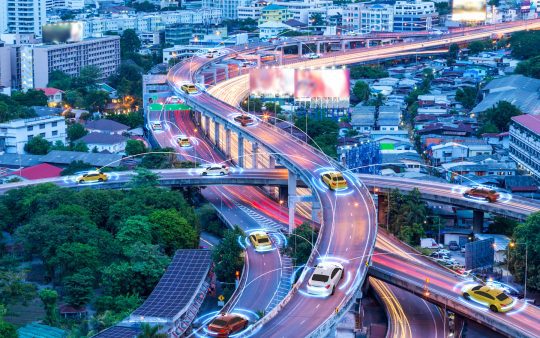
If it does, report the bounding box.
[218,294,225,301]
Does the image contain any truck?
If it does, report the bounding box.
[421,238,443,249]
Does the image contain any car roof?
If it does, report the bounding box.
[314,262,342,275]
[86,170,101,175]
[251,231,269,238]
[215,313,244,321]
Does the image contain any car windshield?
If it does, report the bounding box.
[311,274,329,282]
[211,319,228,327]
[496,293,509,301]
[258,237,270,244]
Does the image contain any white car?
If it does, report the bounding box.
[307,262,344,296]
[201,164,229,176]
[150,121,163,131]
[435,249,451,255]
[304,53,321,59]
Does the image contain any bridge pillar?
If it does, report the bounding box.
[341,40,348,52]
[213,68,218,85]
[297,43,303,56]
[278,186,288,205]
[238,135,244,168]
[204,115,210,135]
[288,171,297,234]
[269,155,276,168]
[214,121,220,146]
[225,128,231,159]
[311,199,321,223]
[473,210,484,233]
[316,42,321,54]
[252,142,259,169]
[377,194,388,227]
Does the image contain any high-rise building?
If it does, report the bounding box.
[509,114,540,182]
[6,0,47,36]
[393,0,437,31]
[20,36,121,90]
[202,0,250,19]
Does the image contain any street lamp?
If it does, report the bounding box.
[509,241,528,300]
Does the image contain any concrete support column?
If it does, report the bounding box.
[204,115,210,135]
[341,40,348,52]
[238,135,244,168]
[473,210,484,234]
[225,128,231,159]
[316,42,321,54]
[257,55,261,68]
[278,186,288,205]
[288,171,297,234]
[297,42,303,56]
[214,121,220,146]
[311,199,321,223]
[269,155,276,168]
[213,68,218,85]
[377,194,388,228]
[252,142,259,169]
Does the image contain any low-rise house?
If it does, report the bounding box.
[40,150,123,168]
[429,142,468,165]
[442,160,517,182]
[417,122,473,137]
[377,105,401,131]
[76,133,127,153]
[11,163,63,180]
[351,106,376,132]
[0,115,67,154]
[36,87,64,107]
[85,119,129,135]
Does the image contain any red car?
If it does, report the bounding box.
[234,114,254,127]
[464,187,500,202]
[207,313,249,337]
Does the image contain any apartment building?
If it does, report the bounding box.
[509,114,540,182]
[393,0,437,31]
[202,0,250,19]
[20,36,120,90]
[0,115,67,154]
[5,0,47,36]
[259,5,294,25]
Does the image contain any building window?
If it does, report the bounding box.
[52,130,58,136]
[27,126,33,131]
[52,122,57,127]
[39,124,45,129]
[27,135,33,141]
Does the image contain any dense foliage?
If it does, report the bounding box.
[286,222,318,265]
[387,188,428,245]
[508,212,540,291]
[212,227,244,284]
[349,65,389,79]
[510,30,540,59]
[478,100,522,134]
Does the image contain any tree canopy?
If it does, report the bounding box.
[478,101,522,133]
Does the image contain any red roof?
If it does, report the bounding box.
[13,163,62,180]
[512,114,540,135]
[36,87,64,96]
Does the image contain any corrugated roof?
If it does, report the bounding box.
[40,150,123,167]
[13,163,63,180]
[512,114,540,135]
[18,323,66,338]
[85,119,129,132]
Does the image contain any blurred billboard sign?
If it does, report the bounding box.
[249,68,294,97]
[465,238,494,271]
[43,21,84,44]
[294,69,350,99]
[452,0,487,22]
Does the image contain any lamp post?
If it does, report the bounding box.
[509,241,528,300]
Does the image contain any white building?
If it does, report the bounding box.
[259,21,293,40]
[20,36,120,90]
[509,114,540,182]
[76,132,127,153]
[430,142,469,165]
[5,0,47,36]
[202,0,250,19]
[393,0,437,31]
[0,115,67,154]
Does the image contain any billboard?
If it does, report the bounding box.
[465,238,494,270]
[249,68,294,97]
[295,69,350,99]
[249,68,350,99]
[43,21,84,44]
[452,0,487,22]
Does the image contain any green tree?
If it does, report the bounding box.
[515,56,540,79]
[72,141,89,152]
[488,216,518,236]
[508,212,540,291]
[84,90,110,112]
[212,227,244,283]
[447,43,460,65]
[121,29,142,59]
[67,123,88,142]
[51,242,100,278]
[455,86,479,110]
[106,110,144,128]
[63,270,94,307]
[140,147,177,169]
[73,66,102,90]
[196,204,224,237]
[286,222,317,265]
[12,89,48,107]
[48,71,72,90]
[478,101,522,133]
[468,40,491,55]
[510,30,540,59]
[398,223,425,246]
[116,215,153,246]
[24,136,51,155]
[125,139,147,156]
[39,288,59,325]
[349,65,388,79]
[64,89,84,108]
[352,81,370,102]
[60,160,93,176]
[0,305,16,338]
[138,323,167,338]
[294,118,339,158]
[309,13,325,26]
[149,209,198,255]
[129,167,159,187]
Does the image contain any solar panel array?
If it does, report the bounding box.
[132,249,212,319]
[93,325,141,338]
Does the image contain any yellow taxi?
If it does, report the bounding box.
[76,171,108,184]
[463,285,515,312]
[249,231,272,252]
[176,136,191,147]
[181,83,198,94]
[321,171,348,190]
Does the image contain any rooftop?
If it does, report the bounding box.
[77,132,127,145]
[18,323,66,338]
[40,150,123,167]
[13,163,63,180]
[512,114,540,135]
[36,87,64,96]
[85,119,129,132]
